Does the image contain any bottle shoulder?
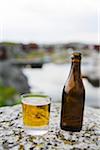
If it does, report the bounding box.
[64,77,85,94]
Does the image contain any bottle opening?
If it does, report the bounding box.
[71,51,81,60]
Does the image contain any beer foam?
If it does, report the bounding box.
[22,97,50,106]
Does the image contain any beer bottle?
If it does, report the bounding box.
[60,51,85,132]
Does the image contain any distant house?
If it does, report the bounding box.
[0,46,8,60]
[21,43,39,52]
[0,42,26,58]
[64,42,89,50]
[46,46,54,53]
[93,45,100,52]
[41,44,55,53]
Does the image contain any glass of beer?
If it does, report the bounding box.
[21,93,51,136]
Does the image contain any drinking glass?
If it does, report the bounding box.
[21,93,51,136]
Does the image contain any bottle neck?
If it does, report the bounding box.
[69,59,81,79]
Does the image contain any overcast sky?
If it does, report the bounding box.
[0,0,99,44]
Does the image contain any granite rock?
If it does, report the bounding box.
[0,103,100,150]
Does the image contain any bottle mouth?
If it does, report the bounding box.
[71,51,81,60]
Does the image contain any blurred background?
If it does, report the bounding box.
[0,0,99,107]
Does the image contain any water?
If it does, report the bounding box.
[23,63,100,108]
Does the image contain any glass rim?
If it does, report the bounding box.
[21,93,51,101]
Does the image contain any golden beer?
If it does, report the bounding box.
[22,101,50,127]
[21,94,51,135]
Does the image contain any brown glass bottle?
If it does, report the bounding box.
[60,52,85,132]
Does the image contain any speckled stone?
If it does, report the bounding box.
[0,103,100,150]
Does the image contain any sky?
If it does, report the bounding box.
[0,0,99,44]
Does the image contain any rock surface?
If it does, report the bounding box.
[0,103,100,150]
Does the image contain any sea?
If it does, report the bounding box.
[23,62,100,108]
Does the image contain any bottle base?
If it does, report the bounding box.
[61,125,82,132]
